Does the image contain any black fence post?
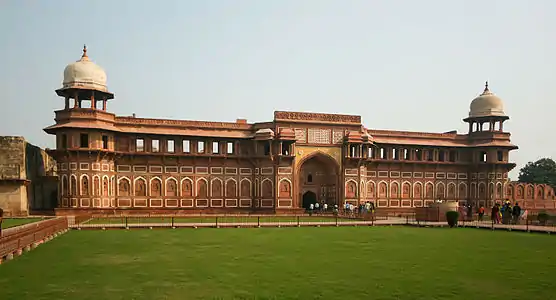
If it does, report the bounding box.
[297,215,300,227]
[257,216,260,227]
[336,216,338,226]
[171,217,175,228]
[216,216,218,228]
[125,217,128,228]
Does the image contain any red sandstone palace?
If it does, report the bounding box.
[44,46,555,214]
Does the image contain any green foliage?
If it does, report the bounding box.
[537,212,550,225]
[446,211,460,227]
[518,158,556,189]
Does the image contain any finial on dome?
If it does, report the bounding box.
[82,44,88,58]
[480,80,492,95]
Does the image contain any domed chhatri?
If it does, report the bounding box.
[468,81,506,118]
[61,45,108,93]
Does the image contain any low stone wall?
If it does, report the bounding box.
[0,217,68,264]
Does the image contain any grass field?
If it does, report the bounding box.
[83,215,358,225]
[1,227,555,300]
[1,218,46,229]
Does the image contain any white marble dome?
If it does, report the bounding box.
[62,46,108,92]
[469,82,505,118]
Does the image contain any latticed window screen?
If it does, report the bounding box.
[308,128,331,144]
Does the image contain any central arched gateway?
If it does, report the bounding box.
[297,152,340,208]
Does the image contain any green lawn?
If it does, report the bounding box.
[1,227,555,300]
[83,215,358,225]
[1,218,46,229]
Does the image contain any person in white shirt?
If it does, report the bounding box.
[323,203,328,213]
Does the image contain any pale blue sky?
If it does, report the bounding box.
[1,0,554,178]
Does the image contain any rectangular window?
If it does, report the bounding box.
[497,151,503,162]
[380,148,387,159]
[227,142,234,154]
[80,133,89,148]
[197,141,205,153]
[183,140,190,153]
[152,139,160,152]
[403,149,410,160]
[102,135,109,149]
[264,143,271,155]
[480,151,487,162]
[167,140,175,153]
[212,141,219,154]
[61,134,67,149]
[449,150,457,162]
[415,149,422,161]
[393,148,399,160]
[136,138,144,152]
[426,150,433,161]
[438,150,445,162]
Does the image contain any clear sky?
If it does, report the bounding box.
[1,0,554,178]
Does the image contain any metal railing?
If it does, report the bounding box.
[71,212,402,229]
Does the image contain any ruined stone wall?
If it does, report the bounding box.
[0,136,58,216]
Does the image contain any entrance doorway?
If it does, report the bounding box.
[298,153,339,208]
[302,191,317,209]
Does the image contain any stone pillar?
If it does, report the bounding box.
[65,96,69,109]
[91,94,96,109]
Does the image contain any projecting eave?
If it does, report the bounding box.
[43,122,255,139]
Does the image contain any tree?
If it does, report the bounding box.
[518,158,556,189]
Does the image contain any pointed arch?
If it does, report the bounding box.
[516,184,525,199]
[401,181,411,199]
[225,178,238,198]
[360,180,366,198]
[413,182,423,199]
[278,178,292,198]
[378,181,388,198]
[425,182,434,199]
[345,180,357,198]
[165,177,178,197]
[240,178,252,198]
[478,182,486,200]
[488,182,495,199]
[149,177,162,197]
[447,182,456,199]
[196,178,208,198]
[496,182,503,199]
[102,175,109,196]
[70,174,77,197]
[470,182,477,199]
[134,176,147,197]
[390,181,400,199]
[61,174,68,196]
[261,178,273,198]
[118,176,131,197]
[93,175,101,196]
[505,182,514,199]
[458,182,468,199]
[366,180,376,198]
[211,178,223,197]
[435,182,445,199]
[537,185,545,199]
[526,184,534,199]
[181,177,193,197]
[80,174,90,196]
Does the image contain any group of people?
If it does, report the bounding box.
[491,201,523,224]
[305,201,377,217]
